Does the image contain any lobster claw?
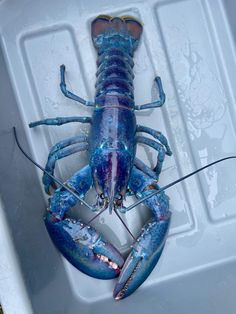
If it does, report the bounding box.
[45,212,124,279]
[113,215,171,300]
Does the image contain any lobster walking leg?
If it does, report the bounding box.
[60,65,94,107]
[114,166,170,300]
[136,125,172,156]
[136,135,166,179]
[134,157,156,179]
[43,141,89,193]
[46,135,88,156]
[29,116,91,128]
[134,76,165,110]
[45,165,124,279]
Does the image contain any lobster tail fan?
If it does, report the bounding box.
[91,15,111,41]
[91,15,143,49]
[122,16,143,40]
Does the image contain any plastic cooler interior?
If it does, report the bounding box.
[0,0,236,313]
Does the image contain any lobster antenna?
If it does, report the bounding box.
[113,208,135,240]
[126,155,236,212]
[82,206,135,240]
[13,127,95,212]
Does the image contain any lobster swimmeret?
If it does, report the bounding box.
[29,15,173,300]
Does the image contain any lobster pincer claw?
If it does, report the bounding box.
[113,215,171,300]
[113,166,171,300]
[45,212,124,279]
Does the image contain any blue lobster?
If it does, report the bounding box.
[29,15,172,300]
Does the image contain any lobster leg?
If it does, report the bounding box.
[46,135,88,156]
[60,64,94,107]
[136,135,166,179]
[136,125,172,156]
[45,165,124,279]
[134,157,156,179]
[114,166,170,300]
[134,76,165,110]
[29,116,91,128]
[43,140,89,194]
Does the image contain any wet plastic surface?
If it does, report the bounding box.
[0,0,236,313]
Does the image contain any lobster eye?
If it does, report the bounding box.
[100,193,105,199]
[115,194,123,207]
[117,194,122,200]
[98,193,108,209]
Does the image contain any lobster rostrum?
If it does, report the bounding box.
[29,15,173,300]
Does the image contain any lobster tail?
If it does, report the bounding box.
[91,15,111,39]
[91,15,143,51]
[123,16,143,40]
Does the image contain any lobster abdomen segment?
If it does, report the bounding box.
[92,15,143,107]
[95,51,134,101]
